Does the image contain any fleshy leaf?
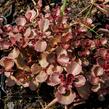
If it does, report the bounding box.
[35,40,47,52]
[76,82,91,99]
[47,72,61,86]
[31,63,42,74]
[67,59,82,76]
[25,9,36,22]
[0,57,14,71]
[14,54,30,72]
[38,18,50,32]
[74,75,86,87]
[39,52,49,68]
[15,17,26,26]
[35,71,48,83]
[8,48,20,59]
[55,90,76,105]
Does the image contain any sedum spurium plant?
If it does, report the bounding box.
[0,0,109,109]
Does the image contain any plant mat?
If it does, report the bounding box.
[0,0,109,109]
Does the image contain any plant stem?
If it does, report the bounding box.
[93,3,107,14]
[85,4,93,18]
[77,5,91,16]
[31,0,36,5]
[65,105,68,109]
[80,23,100,37]
[103,0,109,4]
[43,98,58,109]
[61,0,67,15]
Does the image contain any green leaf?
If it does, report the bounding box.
[61,0,67,16]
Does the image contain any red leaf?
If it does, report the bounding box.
[0,57,14,71]
[47,72,61,86]
[39,52,49,68]
[74,75,86,87]
[25,9,36,22]
[55,90,76,105]
[38,18,50,32]
[35,40,47,52]
[31,63,42,74]
[67,59,82,76]
[16,17,26,26]
[35,71,48,83]
[24,27,31,37]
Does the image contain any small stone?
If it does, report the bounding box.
[98,94,105,101]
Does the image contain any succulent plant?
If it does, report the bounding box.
[0,0,109,109]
